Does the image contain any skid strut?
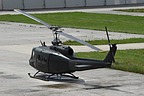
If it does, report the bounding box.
[28,70,40,78]
[28,71,79,80]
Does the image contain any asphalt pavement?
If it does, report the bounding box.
[0,5,144,96]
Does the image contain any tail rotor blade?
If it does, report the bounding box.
[14,9,52,29]
[57,31,101,51]
[105,27,110,45]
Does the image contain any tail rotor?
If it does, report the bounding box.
[105,27,117,63]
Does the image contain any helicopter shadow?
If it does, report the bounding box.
[32,73,124,93]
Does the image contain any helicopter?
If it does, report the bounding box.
[14,9,117,80]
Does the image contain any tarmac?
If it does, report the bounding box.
[0,5,144,96]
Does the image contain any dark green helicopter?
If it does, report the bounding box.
[14,9,117,80]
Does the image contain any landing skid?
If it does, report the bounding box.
[61,73,79,79]
[28,71,79,80]
[28,71,40,78]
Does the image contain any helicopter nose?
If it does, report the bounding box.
[29,59,35,68]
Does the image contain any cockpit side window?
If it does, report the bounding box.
[37,55,41,61]
[43,57,47,62]
[36,54,48,64]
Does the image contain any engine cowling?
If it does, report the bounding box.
[50,45,74,58]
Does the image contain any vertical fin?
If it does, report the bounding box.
[104,44,117,63]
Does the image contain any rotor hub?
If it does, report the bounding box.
[52,31,62,46]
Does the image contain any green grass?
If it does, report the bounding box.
[76,49,144,74]
[115,8,144,13]
[63,38,144,45]
[0,12,144,34]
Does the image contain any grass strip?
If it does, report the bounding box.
[115,8,144,13]
[0,12,144,34]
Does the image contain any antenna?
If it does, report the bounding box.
[40,40,46,46]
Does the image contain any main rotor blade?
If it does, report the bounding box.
[57,31,101,51]
[14,9,101,51]
[14,9,52,29]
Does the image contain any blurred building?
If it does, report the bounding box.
[0,0,144,10]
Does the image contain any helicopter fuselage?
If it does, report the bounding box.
[29,44,116,74]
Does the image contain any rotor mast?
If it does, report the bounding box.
[52,31,62,46]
